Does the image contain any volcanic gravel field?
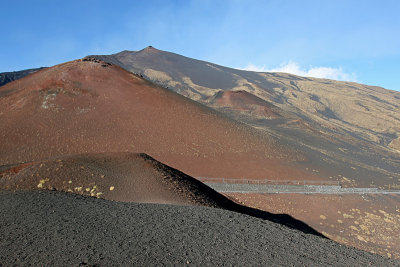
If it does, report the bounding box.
[228,192,400,259]
[1,190,399,266]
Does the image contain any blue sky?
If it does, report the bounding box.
[1,0,399,91]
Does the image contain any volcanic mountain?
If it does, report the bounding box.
[0,57,316,180]
[88,47,400,188]
[2,50,400,264]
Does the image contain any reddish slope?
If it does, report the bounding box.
[0,152,234,206]
[0,58,318,180]
[210,90,279,118]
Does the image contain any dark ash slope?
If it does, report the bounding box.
[1,191,398,266]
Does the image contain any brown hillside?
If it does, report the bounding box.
[0,153,233,206]
[0,58,316,180]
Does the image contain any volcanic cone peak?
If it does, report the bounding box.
[143,45,159,52]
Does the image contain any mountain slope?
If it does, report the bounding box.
[0,67,45,87]
[89,47,400,188]
[1,190,398,266]
[0,57,315,180]
[0,152,235,206]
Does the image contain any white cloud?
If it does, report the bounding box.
[243,61,357,82]
[244,63,269,72]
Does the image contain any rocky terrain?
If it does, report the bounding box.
[228,192,400,259]
[1,47,400,264]
[89,47,400,189]
[1,190,398,266]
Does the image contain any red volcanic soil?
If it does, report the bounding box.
[0,152,234,206]
[0,58,318,180]
[210,90,279,118]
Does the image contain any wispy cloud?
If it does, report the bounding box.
[243,61,357,82]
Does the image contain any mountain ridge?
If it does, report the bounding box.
[87,47,400,188]
[1,47,399,187]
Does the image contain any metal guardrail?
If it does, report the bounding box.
[196,177,341,186]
